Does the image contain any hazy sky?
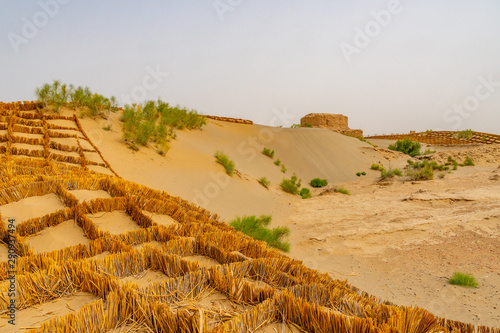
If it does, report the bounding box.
[2,0,499,135]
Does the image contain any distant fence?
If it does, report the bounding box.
[205,115,253,125]
[365,131,500,145]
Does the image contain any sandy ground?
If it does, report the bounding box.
[0,292,99,332]
[45,111,500,327]
[281,165,500,326]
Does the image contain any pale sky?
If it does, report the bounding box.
[2,0,499,135]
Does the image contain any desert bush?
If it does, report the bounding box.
[463,156,475,166]
[380,168,403,180]
[230,215,290,252]
[121,100,205,153]
[388,138,422,157]
[449,272,478,287]
[303,122,313,128]
[407,160,447,171]
[336,187,350,195]
[280,173,301,195]
[310,178,328,187]
[356,172,367,177]
[406,165,434,181]
[281,165,287,173]
[262,147,275,158]
[371,164,382,170]
[291,124,301,128]
[274,159,281,166]
[258,177,270,189]
[421,149,436,155]
[35,80,118,116]
[457,129,474,140]
[300,188,311,199]
[214,151,235,176]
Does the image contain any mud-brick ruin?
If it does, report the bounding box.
[300,113,363,138]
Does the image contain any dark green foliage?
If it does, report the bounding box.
[230,215,290,252]
[214,151,235,176]
[463,156,475,166]
[262,148,275,158]
[388,139,422,157]
[356,172,367,177]
[303,122,313,128]
[258,177,270,189]
[449,272,478,287]
[407,160,448,171]
[300,188,311,199]
[280,173,301,195]
[121,100,205,153]
[310,178,328,187]
[274,159,281,166]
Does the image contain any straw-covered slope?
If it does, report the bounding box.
[1,102,499,332]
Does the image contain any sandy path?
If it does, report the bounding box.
[281,165,500,326]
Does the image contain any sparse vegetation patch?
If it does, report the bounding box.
[214,151,235,176]
[449,272,478,288]
[230,215,290,252]
[280,173,301,195]
[262,147,275,159]
[310,178,328,188]
[258,177,270,189]
[388,138,422,157]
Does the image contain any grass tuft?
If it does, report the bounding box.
[258,177,270,189]
[214,151,235,176]
[230,215,290,252]
[262,147,275,159]
[336,187,350,195]
[274,159,281,166]
[449,272,478,287]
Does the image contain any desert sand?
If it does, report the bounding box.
[75,111,500,327]
[1,104,500,331]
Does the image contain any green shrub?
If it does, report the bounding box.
[102,124,112,131]
[281,165,287,173]
[463,156,475,166]
[406,165,434,181]
[262,148,275,158]
[336,187,350,195]
[380,168,403,180]
[35,80,118,117]
[274,159,281,166]
[280,173,301,195]
[121,100,205,152]
[290,124,301,128]
[303,122,313,128]
[421,149,436,155]
[300,188,311,199]
[457,129,474,140]
[214,151,235,176]
[310,178,328,187]
[407,160,447,171]
[371,164,382,170]
[258,177,270,189]
[362,172,366,175]
[388,139,422,157]
[356,172,367,177]
[449,272,478,287]
[230,216,290,252]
